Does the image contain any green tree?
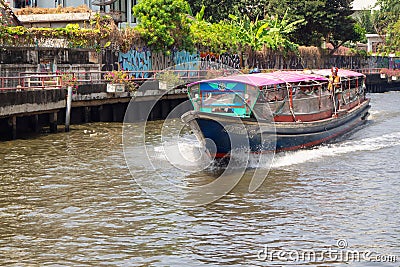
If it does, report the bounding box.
[187,0,272,22]
[325,0,362,53]
[265,0,360,52]
[186,0,232,22]
[133,0,193,52]
[354,10,375,34]
[190,6,239,52]
[354,23,367,43]
[188,0,361,50]
[368,0,400,52]
[374,0,400,32]
[385,19,400,54]
[372,0,400,48]
[229,10,303,52]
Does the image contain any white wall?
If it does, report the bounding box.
[36,0,98,9]
[352,0,379,10]
[36,0,61,8]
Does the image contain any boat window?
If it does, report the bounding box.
[188,84,201,110]
[263,84,287,102]
[202,91,245,107]
[195,81,258,117]
[295,83,320,99]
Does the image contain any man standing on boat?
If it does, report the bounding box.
[328,67,340,91]
[329,67,341,114]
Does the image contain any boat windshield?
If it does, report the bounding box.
[188,81,259,117]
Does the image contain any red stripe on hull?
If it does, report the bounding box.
[214,153,229,158]
[211,115,364,158]
[276,118,362,152]
[209,100,370,159]
[274,109,333,122]
[340,100,362,112]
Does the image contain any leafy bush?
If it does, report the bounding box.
[190,6,239,53]
[133,0,193,53]
[229,10,303,52]
[0,13,113,50]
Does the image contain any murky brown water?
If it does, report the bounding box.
[0,92,399,266]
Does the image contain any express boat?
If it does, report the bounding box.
[181,69,371,158]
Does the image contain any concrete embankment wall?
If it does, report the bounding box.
[0,89,66,139]
[0,89,65,117]
[366,74,400,93]
[0,84,191,140]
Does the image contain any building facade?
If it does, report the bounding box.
[9,0,137,26]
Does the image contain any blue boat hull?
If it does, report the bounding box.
[182,100,370,158]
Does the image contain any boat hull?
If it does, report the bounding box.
[182,100,370,158]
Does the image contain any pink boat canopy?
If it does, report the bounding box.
[188,69,364,88]
[311,69,365,78]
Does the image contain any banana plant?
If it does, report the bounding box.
[229,9,303,52]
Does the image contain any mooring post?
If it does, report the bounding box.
[65,86,72,132]
[97,105,103,122]
[32,114,40,133]
[112,105,118,122]
[84,106,91,123]
[11,116,17,140]
[49,112,58,133]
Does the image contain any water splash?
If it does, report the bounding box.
[272,131,400,168]
[152,130,400,171]
[152,135,213,172]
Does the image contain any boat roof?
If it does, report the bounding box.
[311,69,365,78]
[188,69,364,87]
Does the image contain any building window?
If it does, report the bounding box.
[110,0,137,24]
[14,0,30,8]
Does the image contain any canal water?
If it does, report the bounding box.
[0,92,399,266]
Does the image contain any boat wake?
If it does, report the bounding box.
[151,131,400,171]
[152,135,213,171]
[271,131,400,168]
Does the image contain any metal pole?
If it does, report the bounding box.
[127,0,132,25]
[65,86,72,132]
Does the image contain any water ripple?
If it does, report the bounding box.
[0,93,399,266]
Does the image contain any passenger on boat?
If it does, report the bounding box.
[329,67,342,111]
[328,67,340,92]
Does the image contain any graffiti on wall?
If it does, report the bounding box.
[174,50,199,68]
[118,48,152,78]
[389,58,400,69]
[219,53,241,69]
[367,56,390,69]
[118,49,200,77]
[326,56,364,70]
[151,51,173,71]
[200,52,242,69]
[111,47,398,77]
[173,50,200,78]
